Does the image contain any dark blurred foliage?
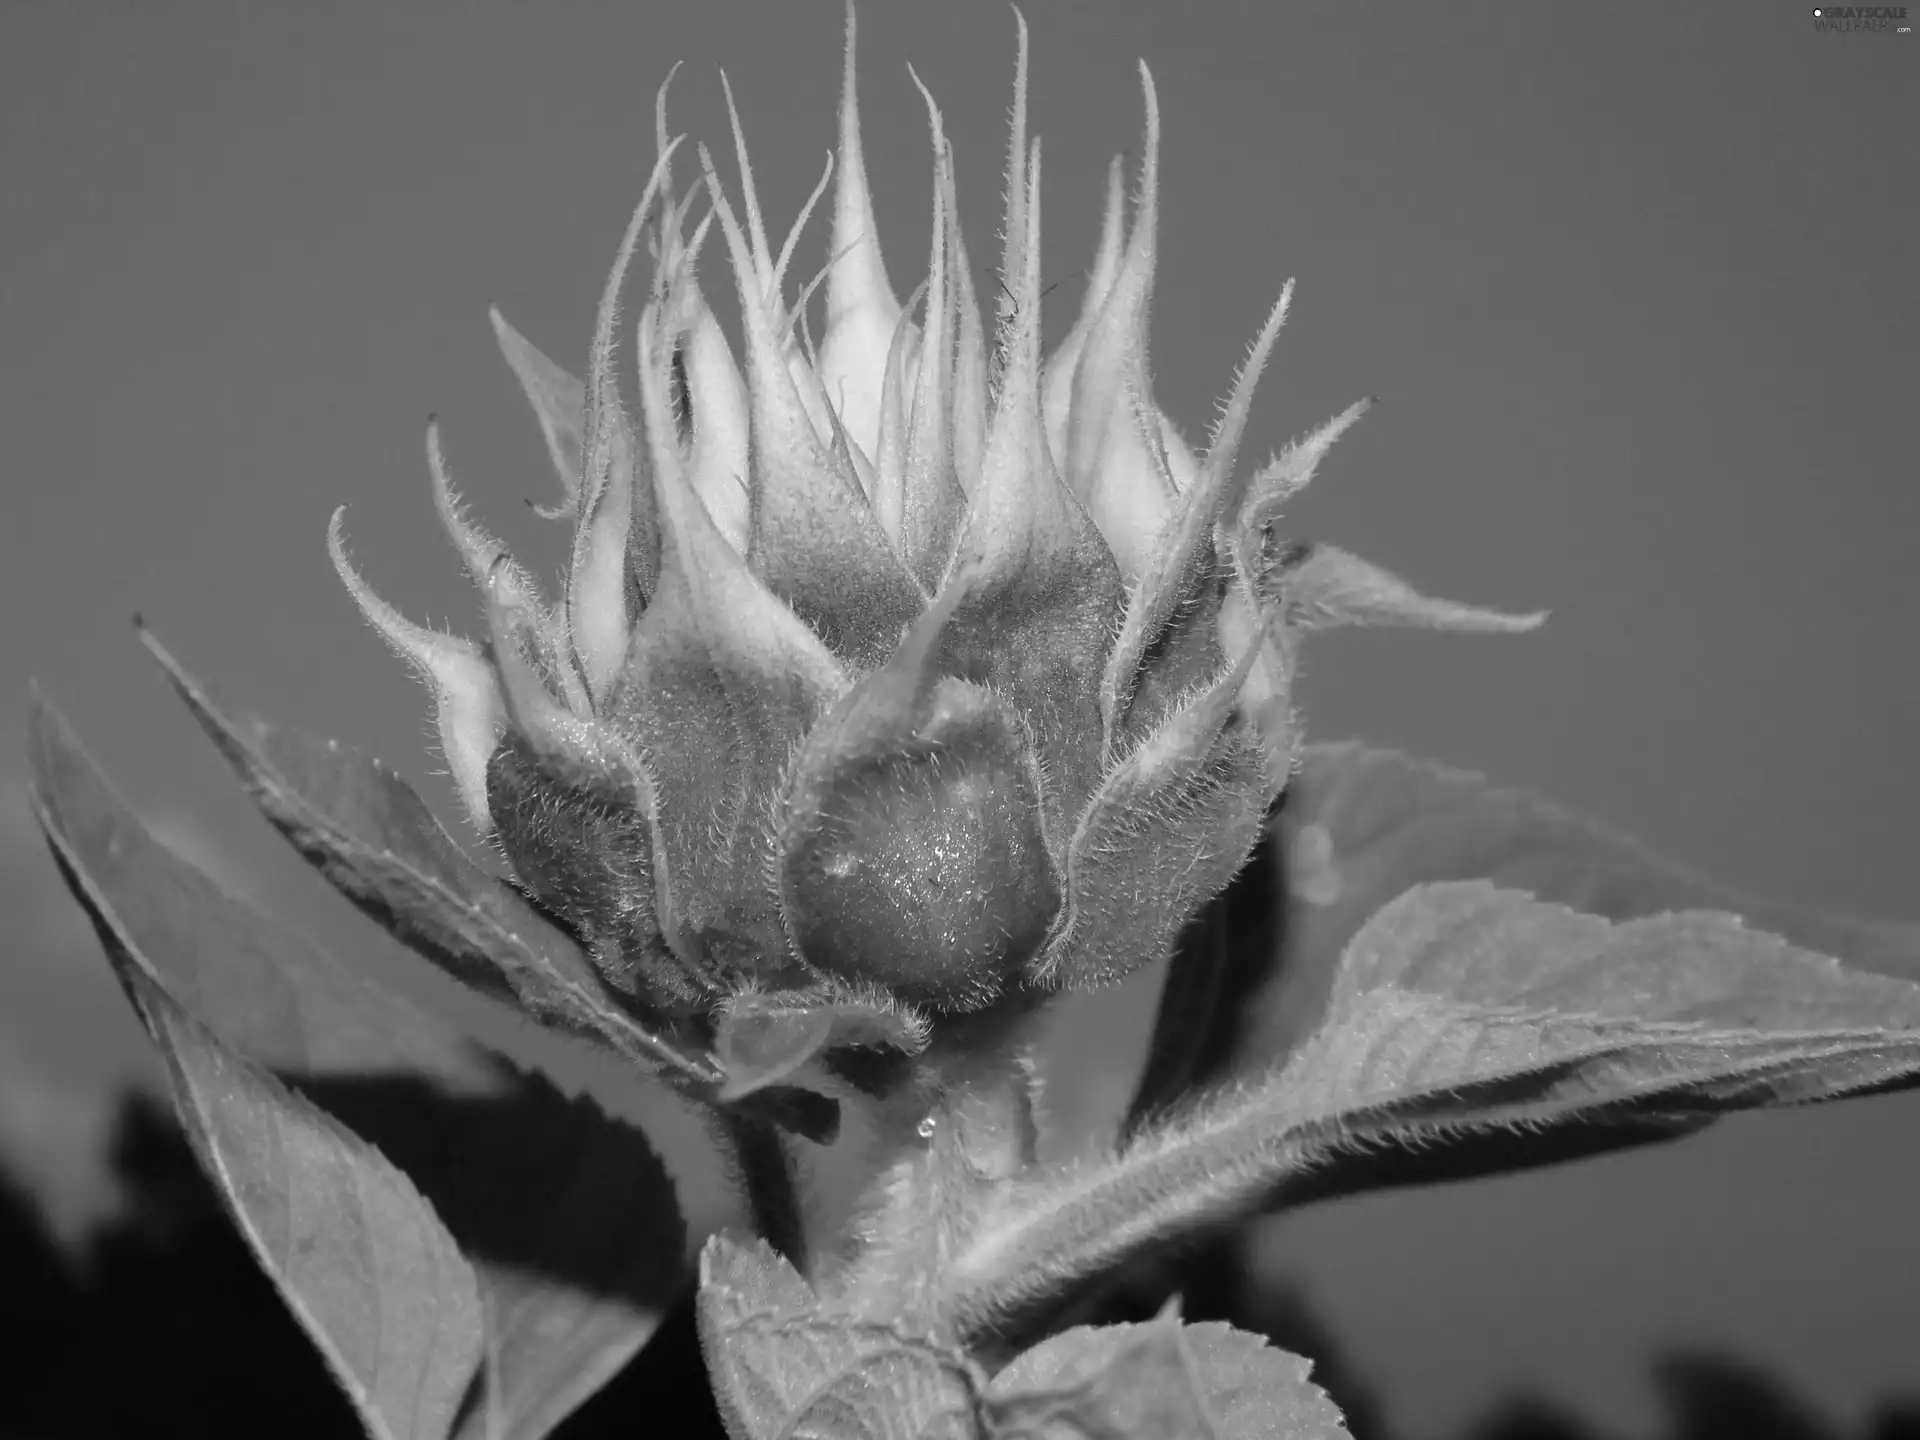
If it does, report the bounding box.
[1,1094,1914,1440]
[0,1094,356,1438]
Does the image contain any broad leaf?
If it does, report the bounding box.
[141,627,718,1088]
[697,1235,977,1440]
[934,883,1920,1336]
[1285,881,1920,1121]
[27,682,481,1084]
[29,687,688,1440]
[781,1342,978,1440]
[296,1068,687,1440]
[1248,741,1920,1068]
[985,1309,1349,1439]
[447,1090,686,1440]
[120,962,485,1440]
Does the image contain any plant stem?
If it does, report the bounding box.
[722,1112,807,1273]
[1123,824,1284,1139]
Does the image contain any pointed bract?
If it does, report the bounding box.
[701,144,928,668]
[819,5,907,463]
[484,729,696,1012]
[569,145,683,702]
[993,7,1032,380]
[1277,544,1548,634]
[1042,154,1127,470]
[718,71,777,290]
[489,306,586,519]
[929,149,1129,849]
[662,270,754,553]
[328,510,503,833]
[1062,68,1180,582]
[890,77,971,590]
[949,217,991,499]
[1232,398,1374,543]
[1044,618,1280,991]
[868,278,927,553]
[425,421,588,719]
[607,303,851,986]
[1101,283,1294,749]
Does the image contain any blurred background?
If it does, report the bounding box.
[2,2,1915,1436]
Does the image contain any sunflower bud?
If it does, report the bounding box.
[335,10,1538,1094]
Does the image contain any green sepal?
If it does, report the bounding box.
[1100,281,1295,752]
[698,144,927,670]
[713,988,930,1103]
[819,4,907,472]
[489,304,585,520]
[932,145,1127,850]
[1042,620,1279,992]
[328,510,506,836]
[606,299,850,990]
[893,89,968,591]
[1268,542,1547,635]
[484,728,700,1014]
[567,146,680,700]
[1053,72,1181,585]
[778,610,1058,1011]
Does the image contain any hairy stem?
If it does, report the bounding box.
[937,1067,1332,1342]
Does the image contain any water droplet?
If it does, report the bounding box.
[916,1115,938,1140]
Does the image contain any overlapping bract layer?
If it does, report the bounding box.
[333,13,1536,1074]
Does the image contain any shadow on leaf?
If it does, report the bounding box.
[297,1070,682,1305]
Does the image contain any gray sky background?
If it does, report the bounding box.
[2,3,1915,1436]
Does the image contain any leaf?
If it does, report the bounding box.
[985,1309,1349,1440]
[285,1074,688,1440]
[701,1231,816,1324]
[782,1343,978,1440]
[30,686,688,1440]
[447,1083,687,1440]
[121,963,485,1440]
[937,882,1920,1334]
[1246,742,1920,1071]
[141,628,718,1087]
[1288,881,1920,1122]
[27,681,481,1083]
[697,1234,978,1440]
